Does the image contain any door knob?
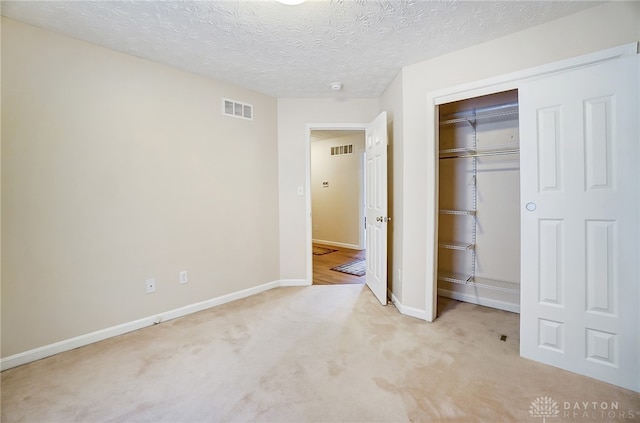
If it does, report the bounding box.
[526,202,537,211]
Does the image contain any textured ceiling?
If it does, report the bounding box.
[1,1,600,98]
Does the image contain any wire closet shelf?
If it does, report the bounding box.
[437,100,520,296]
[439,102,520,159]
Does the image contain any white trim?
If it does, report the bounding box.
[280,279,310,287]
[359,150,366,250]
[312,239,361,250]
[1,280,295,371]
[390,292,431,321]
[437,288,520,314]
[431,43,638,106]
[425,42,639,322]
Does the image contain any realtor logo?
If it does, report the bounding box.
[530,396,560,422]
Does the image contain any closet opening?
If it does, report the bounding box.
[437,89,520,315]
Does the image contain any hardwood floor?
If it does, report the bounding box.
[312,244,365,285]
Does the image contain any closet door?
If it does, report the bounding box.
[519,55,639,391]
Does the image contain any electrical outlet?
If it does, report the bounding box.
[179,271,188,284]
[146,278,156,294]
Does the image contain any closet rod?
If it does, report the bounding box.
[474,101,518,115]
[439,102,519,126]
[440,149,520,160]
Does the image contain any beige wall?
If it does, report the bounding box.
[1,18,280,357]
[394,1,640,310]
[277,98,379,281]
[310,132,364,248]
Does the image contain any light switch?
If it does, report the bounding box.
[296,186,304,196]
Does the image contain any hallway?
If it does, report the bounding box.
[312,244,365,285]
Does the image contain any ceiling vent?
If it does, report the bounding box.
[223,98,253,121]
[331,144,354,156]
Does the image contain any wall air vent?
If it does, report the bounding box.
[223,98,253,120]
[331,144,354,156]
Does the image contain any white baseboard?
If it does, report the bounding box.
[312,239,362,250]
[437,288,520,314]
[390,292,430,321]
[1,280,294,371]
[279,279,310,287]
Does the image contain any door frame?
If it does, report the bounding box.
[424,43,638,321]
[305,123,368,284]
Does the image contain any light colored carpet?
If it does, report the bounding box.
[1,285,638,422]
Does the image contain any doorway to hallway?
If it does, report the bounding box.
[309,129,366,285]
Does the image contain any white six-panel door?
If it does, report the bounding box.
[519,55,639,391]
[365,112,388,305]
